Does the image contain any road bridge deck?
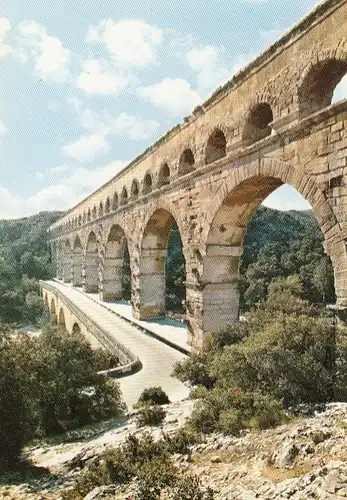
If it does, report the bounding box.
[43,281,190,409]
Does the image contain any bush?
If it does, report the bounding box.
[136,386,170,407]
[0,322,126,465]
[170,474,215,499]
[136,405,166,427]
[162,427,200,455]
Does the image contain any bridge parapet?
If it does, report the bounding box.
[40,281,142,378]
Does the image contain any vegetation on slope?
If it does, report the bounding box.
[0,321,126,467]
[0,211,62,323]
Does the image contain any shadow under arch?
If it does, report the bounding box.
[58,308,66,329]
[50,298,57,323]
[199,163,344,339]
[84,231,99,293]
[72,322,81,334]
[101,224,130,302]
[136,208,186,321]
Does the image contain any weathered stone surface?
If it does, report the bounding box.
[47,0,347,348]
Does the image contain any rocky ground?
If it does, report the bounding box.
[1,401,347,499]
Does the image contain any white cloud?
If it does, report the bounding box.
[186,45,231,92]
[63,100,159,161]
[87,19,163,68]
[18,21,70,82]
[0,160,128,218]
[77,59,130,95]
[0,120,7,136]
[186,45,218,72]
[138,78,202,116]
[63,133,109,162]
[0,18,11,57]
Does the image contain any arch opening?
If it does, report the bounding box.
[105,197,111,214]
[84,231,99,293]
[50,298,57,323]
[44,293,49,310]
[131,180,139,199]
[72,235,83,287]
[121,187,128,206]
[137,209,186,321]
[202,177,336,338]
[72,322,81,335]
[205,129,227,165]
[143,173,153,194]
[112,192,118,210]
[243,103,273,146]
[158,163,170,187]
[299,58,347,118]
[178,148,195,176]
[58,308,66,329]
[92,206,97,219]
[332,73,347,104]
[101,225,131,302]
[99,202,104,217]
[87,208,91,222]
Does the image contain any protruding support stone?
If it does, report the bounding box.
[133,248,166,319]
[72,251,83,287]
[186,244,242,348]
[83,250,99,293]
[100,257,123,302]
[63,254,72,283]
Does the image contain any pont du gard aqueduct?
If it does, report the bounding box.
[41,0,347,366]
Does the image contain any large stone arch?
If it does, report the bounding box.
[134,206,186,320]
[192,158,346,344]
[84,230,99,293]
[72,235,83,287]
[101,224,129,302]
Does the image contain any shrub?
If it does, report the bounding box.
[136,405,166,427]
[162,427,200,455]
[218,409,244,436]
[170,474,215,499]
[136,386,170,407]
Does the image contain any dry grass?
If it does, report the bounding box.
[262,463,313,483]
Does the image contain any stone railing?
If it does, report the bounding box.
[40,281,142,378]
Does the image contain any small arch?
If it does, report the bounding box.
[298,58,347,118]
[243,103,273,146]
[83,211,86,224]
[143,172,153,194]
[158,163,170,187]
[121,187,128,206]
[72,322,81,335]
[178,148,195,175]
[112,192,118,210]
[87,208,91,222]
[105,197,111,213]
[92,206,97,219]
[58,308,66,329]
[205,129,227,165]
[99,201,104,217]
[78,215,82,226]
[131,179,139,199]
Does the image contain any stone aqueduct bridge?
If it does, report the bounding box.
[45,0,347,348]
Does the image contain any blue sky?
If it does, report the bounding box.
[0,0,346,218]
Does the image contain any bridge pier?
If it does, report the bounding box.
[101,257,123,301]
[72,251,83,287]
[133,248,166,319]
[83,250,99,293]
